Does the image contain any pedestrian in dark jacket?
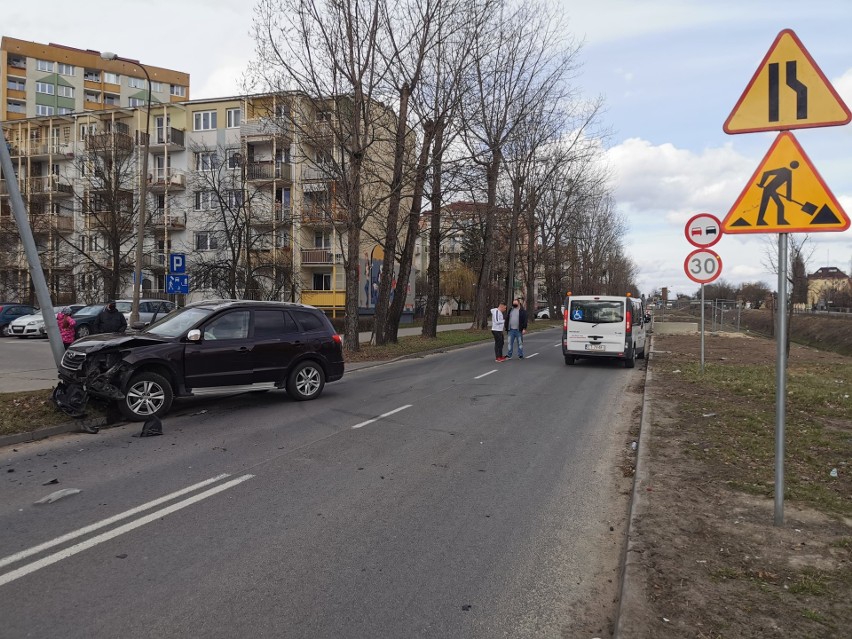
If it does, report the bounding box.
[94,301,127,334]
[505,298,528,359]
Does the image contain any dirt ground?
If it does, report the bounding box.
[619,329,851,639]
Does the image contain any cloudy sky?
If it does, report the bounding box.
[6,0,852,297]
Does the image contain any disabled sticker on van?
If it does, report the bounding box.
[572,309,584,320]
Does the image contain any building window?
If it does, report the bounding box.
[170,84,186,97]
[104,72,120,84]
[9,56,26,69]
[316,148,333,165]
[195,232,219,251]
[6,101,26,114]
[128,97,148,107]
[58,63,75,76]
[194,191,215,210]
[36,59,55,72]
[193,110,217,131]
[7,78,25,91]
[226,148,242,169]
[313,273,332,290]
[226,108,241,128]
[195,151,218,171]
[128,76,146,89]
[85,91,101,103]
[36,105,55,116]
[57,85,74,98]
[314,231,331,248]
[36,82,56,95]
[83,70,100,82]
[228,190,244,208]
[150,81,164,93]
[103,94,120,106]
[58,107,73,115]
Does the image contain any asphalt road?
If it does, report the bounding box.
[0,329,641,638]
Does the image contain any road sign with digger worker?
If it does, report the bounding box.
[722,131,850,233]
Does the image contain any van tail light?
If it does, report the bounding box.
[332,334,342,345]
[626,310,632,334]
[563,308,568,330]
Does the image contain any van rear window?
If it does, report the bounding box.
[568,300,624,323]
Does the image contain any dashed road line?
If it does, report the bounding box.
[352,404,412,429]
[474,369,498,379]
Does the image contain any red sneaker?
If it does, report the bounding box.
[496,357,506,362]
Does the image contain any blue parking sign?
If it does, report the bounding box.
[169,253,186,274]
[167,274,189,295]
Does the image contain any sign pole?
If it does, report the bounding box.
[700,283,705,373]
[775,232,788,526]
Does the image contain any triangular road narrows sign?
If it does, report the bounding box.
[724,29,851,133]
[722,132,850,234]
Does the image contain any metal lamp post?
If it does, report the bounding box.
[101,51,151,325]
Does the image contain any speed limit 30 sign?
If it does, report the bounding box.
[684,248,723,284]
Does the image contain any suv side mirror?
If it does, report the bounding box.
[186,329,202,342]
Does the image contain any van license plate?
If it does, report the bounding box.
[585,344,605,351]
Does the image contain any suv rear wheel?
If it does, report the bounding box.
[286,361,325,400]
[119,371,174,420]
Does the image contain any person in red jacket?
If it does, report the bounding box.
[56,307,76,349]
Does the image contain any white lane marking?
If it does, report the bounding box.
[553,343,561,347]
[0,474,254,588]
[0,473,232,570]
[525,353,539,359]
[474,370,497,380]
[352,404,412,429]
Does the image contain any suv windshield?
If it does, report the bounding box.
[145,307,215,338]
[569,300,624,323]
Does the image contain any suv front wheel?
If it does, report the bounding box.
[119,371,174,420]
[286,361,325,401]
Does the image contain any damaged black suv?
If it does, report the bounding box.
[58,300,345,421]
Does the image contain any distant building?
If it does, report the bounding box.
[1,36,189,120]
[807,266,851,309]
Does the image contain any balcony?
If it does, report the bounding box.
[31,214,74,234]
[149,210,187,231]
[240,117,292,140]
[301,206,346,226]
[246,162,292,183]
[148,169,187,191]
[300,289,345,309]
[149,127,185,153]
[85,132,135,154]
[302,165,334,182]
[249,246,292,264]
[28,176,74,198]
[142,253,167,271]
[300,247,342,265]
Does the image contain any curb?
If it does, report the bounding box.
[613,336,654,638]
[0,416,107,448]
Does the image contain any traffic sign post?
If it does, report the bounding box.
[724,29,851,133]
[167,274,189,295]
[685,213,722,248]
[723,29,851,527]
[684,247,722,373]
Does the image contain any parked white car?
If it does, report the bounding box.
[115,299,176,326]
[535,306,564,319]
[8,305,85,338]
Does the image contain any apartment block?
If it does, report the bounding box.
[1,37,189,120]
[1,92,415,317]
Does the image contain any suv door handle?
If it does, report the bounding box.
[237,346,250,353]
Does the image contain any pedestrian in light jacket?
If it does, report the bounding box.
[491,302,507,362]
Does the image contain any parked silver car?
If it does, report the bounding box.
[115,299,176,326]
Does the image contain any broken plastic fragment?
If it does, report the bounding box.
[829,468,838,478]
[35,488,81,504]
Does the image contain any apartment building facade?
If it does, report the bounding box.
[0,92,415,316]
[2,37,189,121]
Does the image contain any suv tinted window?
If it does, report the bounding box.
[204,310,250,340]
[291,310,325,332]
[254,310,299,339]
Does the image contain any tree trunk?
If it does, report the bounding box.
[374,84,411,345]
[472,153,501,329]
[423,122,446,338]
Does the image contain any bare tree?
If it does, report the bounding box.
[460,1,583,328]
[58,122,142,300]
[184,142,294,300]
[251,0,389,350]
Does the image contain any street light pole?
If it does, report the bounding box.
[101,52,151,326]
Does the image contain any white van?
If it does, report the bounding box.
[561,294,647,368]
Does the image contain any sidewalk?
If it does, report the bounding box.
[0,323,475,394]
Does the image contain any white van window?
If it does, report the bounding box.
[569,300,624,323]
